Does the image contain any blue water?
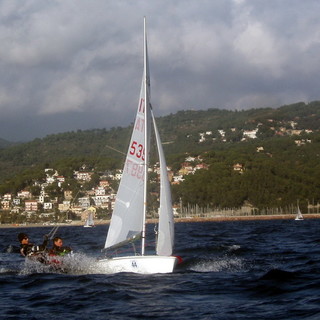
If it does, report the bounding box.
[1,219,320,320]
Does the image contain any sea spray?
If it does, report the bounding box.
[188,256,245,273]
[18,253,101,275]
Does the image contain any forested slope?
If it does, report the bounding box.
[0,101,319,210]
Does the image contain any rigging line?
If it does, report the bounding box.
[105,144,126,156]
[47,187,82,240]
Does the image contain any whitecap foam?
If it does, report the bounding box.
[18,253,104,275]
[227,245,241,252]
[189,256,244,273]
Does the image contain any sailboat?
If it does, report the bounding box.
[295,206,304,221]
[84,211,95,227]
[97,18,178,274]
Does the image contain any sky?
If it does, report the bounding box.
[0,0,319,141]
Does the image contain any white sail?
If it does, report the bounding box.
[84,210,95,227]
[295,206,303,220]
[98,17,178,273]
[89,213,94,226]
[104,19,151,251]
[152,111,174,256]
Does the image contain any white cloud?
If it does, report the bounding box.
[233,20,284,77]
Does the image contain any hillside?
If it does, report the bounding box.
[0,101,319,170]
[0,100,320,211]
[0,137,14,149]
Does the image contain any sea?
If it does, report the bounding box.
[1,219,320,320]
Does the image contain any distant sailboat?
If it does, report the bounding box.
[97,18,178,274]
[295,206,304,221]
[84,211,95,227]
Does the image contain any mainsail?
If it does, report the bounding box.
[104,19,151,251]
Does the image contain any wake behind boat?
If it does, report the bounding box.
[97,18,178,274]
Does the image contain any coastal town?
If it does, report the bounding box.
[0,116,317,226]
[0,153,210,225]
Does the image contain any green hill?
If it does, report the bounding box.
[0,100,320,210]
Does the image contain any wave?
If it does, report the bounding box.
[179,256,245,273]
[259,269,298,281]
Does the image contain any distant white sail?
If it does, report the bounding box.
[295,206,304,221]
[84,210,95,228]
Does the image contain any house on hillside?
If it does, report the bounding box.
[233,163,244,173]
[74,171,93,181]
[99,180,109,188]
[18,190,31,199]
[178,163,194,176]
[194,163,208,171]
[13,198,21,206]
[58,201,71,212]
[56,176,65,187]
[64,190,73,200]
[43,202,53,210]
[3,193,12,201]
[1,200,10,210]
[95,187,106,196]
[25,200,38,212]
[172,175,184,184]
[115,171,123,180]
[78,197,90,209]
[243,129,258,139]
[199,133,206,143]
[93,195,110,207]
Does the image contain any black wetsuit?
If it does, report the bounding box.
[20,237,48,257]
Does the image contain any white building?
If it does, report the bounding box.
[78,197,91,209]
[95,187,106,196]
[93,195,110,207]
[58,201,71,212]
[115,171,123,180]
[17,190,31,199]
[43,202,53,210]
[243,129,258,139]
[13,198,21,205]
[3,193,12,201]
[199,133,206,143]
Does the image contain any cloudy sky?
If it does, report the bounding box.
[0,0,319,141]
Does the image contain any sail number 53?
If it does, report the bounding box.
[129,141,145,160]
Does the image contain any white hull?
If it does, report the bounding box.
[295,217,303,221]
[97,255,178,274]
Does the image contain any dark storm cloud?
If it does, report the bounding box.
[0,0,319,141]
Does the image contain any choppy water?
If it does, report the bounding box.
[1,219,320,320]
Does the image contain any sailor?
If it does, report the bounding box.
[49,237,72,256]
[18,232,49,257]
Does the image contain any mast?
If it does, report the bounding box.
[141,17,148,255]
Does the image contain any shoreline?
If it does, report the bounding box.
[1,214,320,228]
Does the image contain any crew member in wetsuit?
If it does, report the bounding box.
[18,232,48,257]
[49,237,72,256]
